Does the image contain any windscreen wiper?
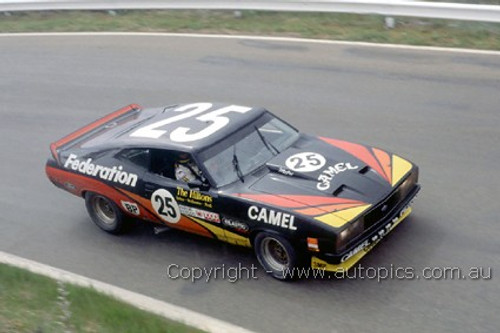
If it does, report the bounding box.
[255,126,279,155]
[232,144,244,183]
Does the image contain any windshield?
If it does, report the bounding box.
[201,114,299,187]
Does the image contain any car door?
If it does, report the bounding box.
[143,149,222,238]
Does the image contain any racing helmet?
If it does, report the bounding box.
[178,153,191,164]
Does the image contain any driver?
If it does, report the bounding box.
[174,153,203,183]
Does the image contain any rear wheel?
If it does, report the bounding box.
[254,232,298,280]
[85,192,125,234]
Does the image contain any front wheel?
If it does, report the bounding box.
[85,192,126,234]
[254,232,298,280]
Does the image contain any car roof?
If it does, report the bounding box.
[82,103,268,153]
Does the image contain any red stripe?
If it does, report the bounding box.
[236,194,362,208]
[47,166,158,221]
[46,165,125,199]
[51,104,141,151]
[46,166,216,238]
[372,148,392,184]
[320,137,390,183]
[50,143,60,164]
[294,202,365,216]
[118,188,215,238]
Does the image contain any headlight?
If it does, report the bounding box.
[336,219,364,251]
[399,168,418,197]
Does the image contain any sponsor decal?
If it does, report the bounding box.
[392,204,411,224]
[319,137,393,184]
[180,205,220,223]
[277,166,294,176]
[340,204,411,263]
[63,182,76,191]
[176,187,213,208]
[381,204,389,213]
[341,240,370,263]
[247,206,297,231]
[317,163,359,191]
[222,217,249,232]
[285,152,326,172]
[121,201,140,216]
[312,261,327,269]
[151,189,181,224]
[64,154,138,187]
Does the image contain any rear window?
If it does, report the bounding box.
[116,149,150,169]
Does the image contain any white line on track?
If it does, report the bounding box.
[0,32,499,55]
[0,251,256,333]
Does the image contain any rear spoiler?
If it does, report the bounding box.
[50,104,142,164]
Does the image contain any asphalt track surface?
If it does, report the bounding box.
[1,34,499,333]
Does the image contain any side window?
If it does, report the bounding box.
[150,149,176,179]
[116,149,150,169]
[150,149,204,184]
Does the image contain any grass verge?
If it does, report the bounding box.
[0,263,204,333]
[0,10,499,50]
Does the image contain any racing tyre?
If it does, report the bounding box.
[85,192,126,234]
[254,232,298,280]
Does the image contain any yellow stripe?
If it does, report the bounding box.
[191,217,251,247]
[311,249,364,272]
[224,230,251,247]
[311,206,412,272]
[314,204,372,228]
[391,154,412,187]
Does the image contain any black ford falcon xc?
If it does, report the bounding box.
[46,103,420,280]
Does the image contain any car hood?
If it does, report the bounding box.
[238,136,415,227]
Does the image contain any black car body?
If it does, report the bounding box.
[46,103,420,279]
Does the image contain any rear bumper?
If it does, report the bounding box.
[311,184,420,272]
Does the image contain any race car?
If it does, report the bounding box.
[46,102,420,280]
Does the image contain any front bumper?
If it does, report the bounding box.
[311,184,420,272]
